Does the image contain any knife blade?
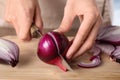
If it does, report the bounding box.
[59,54,73,71]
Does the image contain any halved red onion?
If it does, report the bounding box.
[0,38,19,67]
[78,46,101,68]
[37,31,69,71]
[98,35,120,45]
[97,26,120,45]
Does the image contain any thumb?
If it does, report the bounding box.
[55,9,75,33]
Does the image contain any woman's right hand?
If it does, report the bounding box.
[5,0,43,41]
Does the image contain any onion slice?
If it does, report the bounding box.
[0,38,19,67]
[78,46,101,68]
[78,56,101,68]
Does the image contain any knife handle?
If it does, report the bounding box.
[30,24,43,38]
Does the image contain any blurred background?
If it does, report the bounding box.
[0,0,111,36]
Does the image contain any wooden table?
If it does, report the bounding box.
[0,35,120,80]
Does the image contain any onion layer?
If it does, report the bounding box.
[78,46,101,68]
[78,56,101,68]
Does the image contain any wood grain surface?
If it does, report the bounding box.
[0,35,120,80]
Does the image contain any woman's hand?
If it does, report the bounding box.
[56,0,102,60]
[5,0,43,41]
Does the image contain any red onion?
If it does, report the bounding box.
[96,26,120,63]
[37,31,69,71]
[0,38,19,67]
[97,26,120,45]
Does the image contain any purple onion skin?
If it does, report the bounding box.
[49,32,69,57]
[37,31,69,63]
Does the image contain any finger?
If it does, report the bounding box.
[72,16,102,59]
[66,13,97,59]
[18,18,33,41]
[5,12,31,41]
[55,8,75,33]
[34,4,43,32]
[19,24,32,41]
[4,0,11,23]
[5,13,20,36]
[10,19,20,36]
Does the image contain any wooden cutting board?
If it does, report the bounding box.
[0,35,120,80]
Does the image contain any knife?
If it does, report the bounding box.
[31,24,43,38]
